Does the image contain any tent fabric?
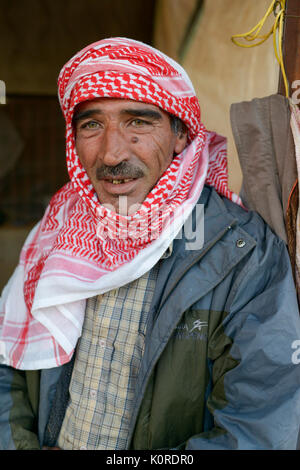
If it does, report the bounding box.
[154,0,279,194]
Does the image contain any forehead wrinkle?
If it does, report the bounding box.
[73,106,164,125]
[120,108,163,120]
[73,108,103,123]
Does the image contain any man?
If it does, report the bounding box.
[0,37,300,450]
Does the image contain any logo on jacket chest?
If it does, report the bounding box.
[174,318,208,340]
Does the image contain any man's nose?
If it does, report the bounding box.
[101,124,130,166]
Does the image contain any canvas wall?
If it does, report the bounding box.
[154,0,280,194]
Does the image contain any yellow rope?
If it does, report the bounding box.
[231,0,288,97]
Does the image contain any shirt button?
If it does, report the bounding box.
[90,389,97,399]
[99,339,106,348]
[236,239,246,248]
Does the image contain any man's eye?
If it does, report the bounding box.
[131,119,149,127]
[81,121,100,129]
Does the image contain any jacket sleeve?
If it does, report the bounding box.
[181,228,300,450]
[0,364,41,449]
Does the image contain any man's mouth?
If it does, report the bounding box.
[109,178,135,185]
[95,164,144,197]
[99,177,140,195]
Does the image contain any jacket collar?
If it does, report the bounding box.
[153,185,256,315]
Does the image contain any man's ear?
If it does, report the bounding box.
[174,128,188,154]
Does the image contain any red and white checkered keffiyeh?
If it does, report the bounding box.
[0,38,242,369]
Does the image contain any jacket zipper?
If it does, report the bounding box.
[126,220,237,448]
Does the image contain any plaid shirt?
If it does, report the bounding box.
[57,263,161,450]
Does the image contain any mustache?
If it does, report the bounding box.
[96,162,144,180]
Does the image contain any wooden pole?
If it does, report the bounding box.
[278,0,300,95]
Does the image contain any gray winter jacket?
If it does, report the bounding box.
[1,186,300,450]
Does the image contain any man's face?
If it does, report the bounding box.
[73,98,187,213]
